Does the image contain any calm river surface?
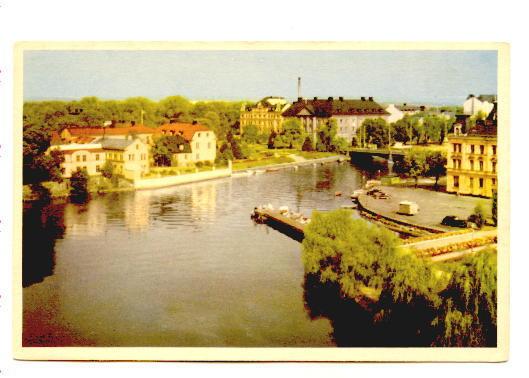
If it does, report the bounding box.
[23,162,372,347]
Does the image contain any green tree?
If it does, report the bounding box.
[433,249,497,347]
[362,118,389,148]
[281,118,304,148]
[316,119,338,152]
[425,151,447,189]
[242,124,260,144]
[101,161,114,179]
[69,168,89,201]
[268,130,278,149]
[302,136,314,152]
[468,203,486,229]
[492,190,498,226]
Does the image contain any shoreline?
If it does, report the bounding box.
[23,154,349,202]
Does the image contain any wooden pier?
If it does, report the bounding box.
[252,209,307,241]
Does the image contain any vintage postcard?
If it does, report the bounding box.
[12,42,509,361]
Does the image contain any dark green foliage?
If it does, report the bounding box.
[242,124,260,144]
[302,210,497,347]
[492,191,498,226]
[433,250,497,346]
[316,119,338,152]
[152,135,190,166]
[425,151,447,189]
[301,136,314,152]
[69,168,89,201]
[361,118,389,148]
[100,161,114,179]
[267,130,277,149]
[468,203,486,229]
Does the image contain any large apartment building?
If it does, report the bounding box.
[282,96,389,143]
[239,97,291,134]
[446,103,498,198]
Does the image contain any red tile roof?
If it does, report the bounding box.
[157,123,212,141]
[66,125,157,136]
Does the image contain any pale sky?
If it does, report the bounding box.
[23,50,497,105]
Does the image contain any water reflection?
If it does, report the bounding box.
[23,201,65,287]
[23,163,372,346]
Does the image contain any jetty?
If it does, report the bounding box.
[251,208,307,242]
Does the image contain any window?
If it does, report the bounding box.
[453,176,459,187]
[96,165,101,172]
[76,155,81,162]
[480,145,485,154]
[470,145,475,154]
[492,145,497,155]
[95,154,100,161]
[136,144,139,150]
[196,153,200,160]
[470,159,474,170]
[196,142,199,149]
[208,142,211,149]
[470,177,474,188]
[492,162,497,173]
[492,178,496,187]
[82,155,87,162]
[479,178,484,188]
[198,133,201,137]
[479,161,484,171]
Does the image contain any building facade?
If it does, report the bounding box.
[157,122,216,164]
[97,137,150,180]
[240,97,291,134]
[48,139,106,178]
[60,125,157,145]
[282,96,389,143]
[463,94,496,116]
[446,105,497,198]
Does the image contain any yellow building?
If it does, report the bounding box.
[48,137,106,178]
[240,97,290,134]
[446,107,497,198]
[99,137,150,180]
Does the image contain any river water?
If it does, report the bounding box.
[23,162,373,347]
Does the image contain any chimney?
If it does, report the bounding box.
[131,120,136,126]
[313,96,318,100]
[297,77,301,99]
[361,96,366,101]
[297,97,303,102]
[327,96,333,101]
[339,96,344,101]
[192,120,198,125]
[403,103,407,106]
[368,96,374,101]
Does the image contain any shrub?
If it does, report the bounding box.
[468,203,486,229]
[69,168,89,201]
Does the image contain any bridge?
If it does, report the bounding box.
[349,148,406,161]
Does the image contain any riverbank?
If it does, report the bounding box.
[23,154,348,201]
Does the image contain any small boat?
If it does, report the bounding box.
[254,169,265,175]
[266,167,279,172]
[335,191,342,197]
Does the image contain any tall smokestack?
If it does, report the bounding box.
[297,77,301,99]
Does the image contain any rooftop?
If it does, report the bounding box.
[282,97,389,117]
[157,122,213,141]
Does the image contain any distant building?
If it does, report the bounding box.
[396,103,426,116]
[282,96,389,143]
[157,122,216,164]
[48,136,106,178]
[240,97,291,134]
[446,103,497,198]
[385,104,405,123]
[463,94,496,117]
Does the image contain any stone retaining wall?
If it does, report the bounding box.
[132,167,232,190]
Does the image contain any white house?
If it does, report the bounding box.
[463,94,496,117]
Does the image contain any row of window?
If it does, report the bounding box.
[195,142,213,149]
[75,153,101,162]
[452,159,497,173]
[452,143,497,155]
[452,176,496,188]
